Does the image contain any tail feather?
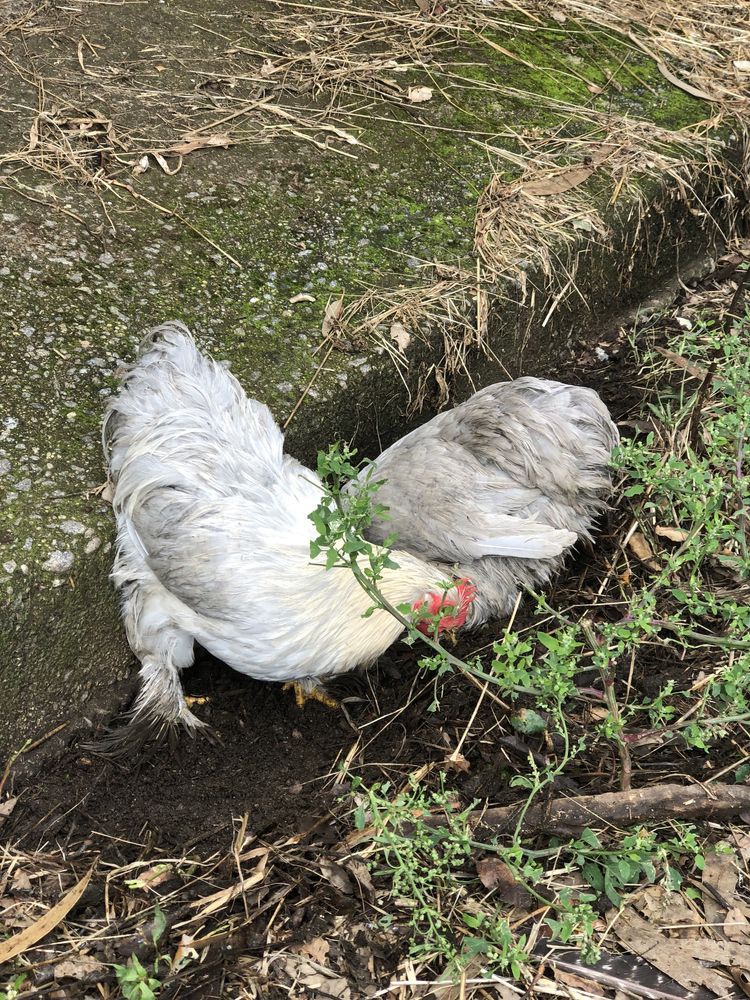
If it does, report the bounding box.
[472,527,578,559]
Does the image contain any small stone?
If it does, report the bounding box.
[14,478,31,492]
[60,520,86,535]
[84,536,102,555]
[66,412,77,421]
[42,550,74,573]
[2,561,16,574]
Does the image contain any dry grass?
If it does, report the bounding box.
[1,0,748,403]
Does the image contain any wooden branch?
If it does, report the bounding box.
[429,783,750,836]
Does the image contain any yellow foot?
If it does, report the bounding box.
[282,681,339,709]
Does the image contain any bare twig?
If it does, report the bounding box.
[427,782,750,836]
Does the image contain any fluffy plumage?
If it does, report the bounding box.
[105,322,460,729]
[105,323,617,732]
[363,378,619,623]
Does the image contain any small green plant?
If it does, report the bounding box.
[0,974,27,1000]
[561,823,706,907]
[114,904,196,1000]
[114,954,162,1000]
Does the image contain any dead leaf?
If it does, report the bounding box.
[275,954,351,999]
[132,864,172,890]
[28,118,39,152]
[260,59,276,77]
[734,60,750,73]
[289,293,316,304]
[702,848,750,925]
[318,859,354,895]
[407,85,433,103]
[586,82,603,95]
[322,296,344,339]
[475,858,531,906]
[444,751,469,773]
[188,853,268,920]
[656,61,715,101]
[77,38,96,76]
[172,933,197,971]
[614,903,744,995]
[12,870,32,891]
[0,867,93,964]
[163,133,235,157]
[294,936,330,963]
[725,906,750,943]
[627,531,660,568]
[555,969,606,994]
[389,320,411,353]
[734,832,750,865]
[522,164,596,197]
[54,956,107,981]
[343,859,375,898]
[0,797,17,822]
[152,151,181,176]
[155,62,166,72]
[655,525,690,543]
[654,346,709,379]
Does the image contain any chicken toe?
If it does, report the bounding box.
[283,681,339,710]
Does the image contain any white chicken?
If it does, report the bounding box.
[104,322,617,732]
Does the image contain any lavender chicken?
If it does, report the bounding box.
[105,322,617,731]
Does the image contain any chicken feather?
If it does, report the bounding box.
[362,378,619,623]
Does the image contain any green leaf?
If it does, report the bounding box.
[617,859,633,884]
[536,632,559,651]
[511,709,547,735]
[152,903,167,945]
[582,861,603,891]
[603,870,623,908]
[578,828,602,849]
[354,803,366,829]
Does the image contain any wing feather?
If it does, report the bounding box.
[361,377,617,567]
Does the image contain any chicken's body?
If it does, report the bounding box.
[105,323,617,731]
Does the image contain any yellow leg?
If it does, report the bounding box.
[282,681,339,709]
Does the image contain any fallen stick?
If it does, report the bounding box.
[428,783,750,836]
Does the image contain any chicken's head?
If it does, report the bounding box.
[412,578,477,636]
